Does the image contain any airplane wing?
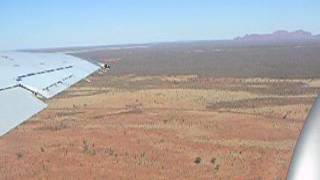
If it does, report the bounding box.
[0,52,100,136]
[287,96,320,179]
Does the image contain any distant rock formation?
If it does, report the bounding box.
[234,30,319,41]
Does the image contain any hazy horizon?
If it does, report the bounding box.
[1,0,319,50]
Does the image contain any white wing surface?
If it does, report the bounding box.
[287,96,320,179]
[0,52,100,136]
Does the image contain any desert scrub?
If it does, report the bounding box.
[194,157,202,164]
[82,140,96,156]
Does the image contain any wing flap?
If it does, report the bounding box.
[19,63,99,98]
[0,87,47,136]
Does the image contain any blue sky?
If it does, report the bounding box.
[0,0,319,50]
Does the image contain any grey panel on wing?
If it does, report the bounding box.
[0,52,100,99]
[0,87,47,136]
[20,64,99,98]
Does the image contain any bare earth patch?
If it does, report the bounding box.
[0,74,315,179]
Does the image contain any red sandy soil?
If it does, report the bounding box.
[0,75,312,180]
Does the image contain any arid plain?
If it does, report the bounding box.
[1,41,320,179]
